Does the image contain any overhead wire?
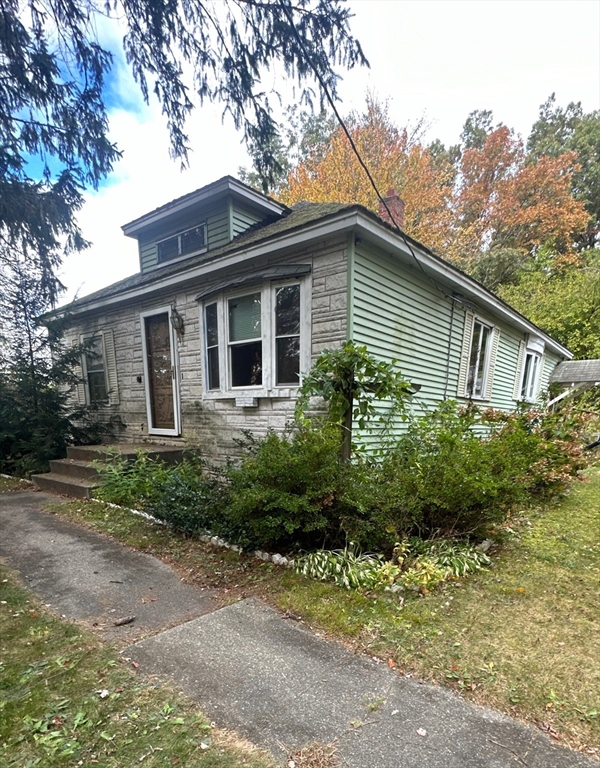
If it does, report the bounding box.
[276,0,454,302]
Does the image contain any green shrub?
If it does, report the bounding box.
[344,402,588,547]
[93,450,170,508]
[145,458,229,536]
[224,424,354,550]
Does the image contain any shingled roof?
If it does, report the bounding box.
[58,201,352,312]
[550,359,600,385]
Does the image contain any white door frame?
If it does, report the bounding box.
[140,306,181,436]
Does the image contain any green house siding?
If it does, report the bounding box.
[231,201,264,238]
[352,240,462,409]
[139,202,231,273]
[541,350,562,391]
[350,239,560,446]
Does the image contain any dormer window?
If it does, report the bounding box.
[157,223,207,264]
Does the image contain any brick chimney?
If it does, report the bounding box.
[378,189,405,229]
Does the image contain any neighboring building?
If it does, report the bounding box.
[52,176,572,456]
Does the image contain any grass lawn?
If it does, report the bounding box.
[0,568,276,767]
[42,470,600,758]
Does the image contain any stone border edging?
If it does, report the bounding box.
[89,498,294,568]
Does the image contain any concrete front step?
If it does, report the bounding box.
[49,458,100,481]
[32,443,187,499]
[66,444,185,464]
[32,472,95,499]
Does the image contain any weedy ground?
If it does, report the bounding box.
[39,469,600,757]
[0,476,32,492]
[0,568,276,767]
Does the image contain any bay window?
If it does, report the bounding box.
[202,280,305,396]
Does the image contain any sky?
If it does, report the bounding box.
[58,0,600,305]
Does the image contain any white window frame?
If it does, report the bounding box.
[80,332,109,405]
[466,318,494,400]
[140,306,182,436]
[516,336,545,403]
[201,277,311,400]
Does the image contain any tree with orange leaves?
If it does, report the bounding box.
[242,99,590,290]
[279,97,455,256]
[451,125,589,274]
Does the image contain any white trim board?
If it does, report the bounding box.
[61,208,572,360]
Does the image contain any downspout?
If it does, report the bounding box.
[346,231,355,341]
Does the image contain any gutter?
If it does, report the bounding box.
[51,206,572,360]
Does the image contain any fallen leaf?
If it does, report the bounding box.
[388,658,396,668]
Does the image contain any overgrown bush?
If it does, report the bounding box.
[224,424,355,550]
[145,458,228,536]
[343,401,588,548]
[95,450,229,536]
[94,450,170,508]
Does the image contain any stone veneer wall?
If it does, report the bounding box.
[66,235,348,460]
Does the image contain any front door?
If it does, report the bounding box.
[142,310,180,435]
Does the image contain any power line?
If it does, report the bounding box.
[277,0,451,300]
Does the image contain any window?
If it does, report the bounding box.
[202,280,305,395]
[458,312,500,401]
[514,336,544,402]
[467,319,492,398]
[520,351,541,401]
[83,335,108,403]
[205,303,220,390]
[157,223,206,264]
[275,284,301,385]
[75,330,119,407]
[228,292,263,387]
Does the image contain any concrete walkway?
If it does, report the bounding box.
[1,491,596,767]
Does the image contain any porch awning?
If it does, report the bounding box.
[195,264,311,302]
[550,359,600,386]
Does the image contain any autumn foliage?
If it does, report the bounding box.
[277,99,590,277]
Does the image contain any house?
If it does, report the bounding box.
[50,175,572,457]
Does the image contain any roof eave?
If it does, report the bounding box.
[352,212,572,360]
[54,203,573,359]
[121,176,287,238]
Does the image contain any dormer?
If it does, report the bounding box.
[122,176,287,275]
